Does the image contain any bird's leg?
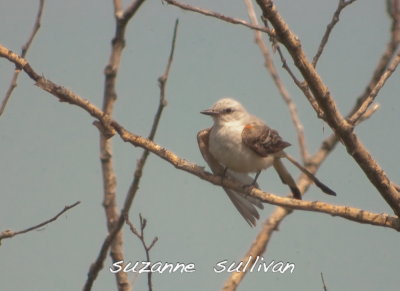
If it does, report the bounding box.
[242,171,261,189]
[252,171,261,186]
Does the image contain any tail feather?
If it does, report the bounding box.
[273,158,302,199]
[283,153,336,196]
[224,171,264,227]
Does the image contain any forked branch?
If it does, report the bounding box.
[0,45,399,231]
[255,0,400,216]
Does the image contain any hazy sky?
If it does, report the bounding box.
[1,1,399,290]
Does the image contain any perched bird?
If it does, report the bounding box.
[200,98,335,225]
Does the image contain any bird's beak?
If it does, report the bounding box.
[200,109,219,116]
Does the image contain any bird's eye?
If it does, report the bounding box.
[223,108,233,114]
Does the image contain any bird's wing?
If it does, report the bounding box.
[241,121,291,157]
[242,121,302,199]
[241,121,336,198]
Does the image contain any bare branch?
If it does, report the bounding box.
[83,19,177,291]
[221,135,337,291]
[97,2,148,291]
[259,13,327,121]
[244,0,309,162]
[321,272,328,291]
[123,18,179,214]
[0,0,45,116]
[222,135,339,291]
[221,75,381,291]
[123,0,147,20]
[221,207,290,291]
[255,0,400,216]
[154,18,179,139]
[349,53,400,124]
[197,129,398,229]
[240,176,397,228]
[0,201,80,241]
[85,2,149,291]
[221,2,398,287]
[163,0,274,36]
[312,0,357,67]
[351,0,400,115]
[0,45,399,232]
[125,214,158,291]
[275,45,325,120]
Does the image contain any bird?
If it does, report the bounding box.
[200,97,335,226]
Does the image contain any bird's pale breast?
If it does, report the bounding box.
[209,122,274,173]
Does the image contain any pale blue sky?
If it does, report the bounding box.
[1,1,399,290]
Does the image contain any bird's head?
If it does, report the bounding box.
[201,98,248,124]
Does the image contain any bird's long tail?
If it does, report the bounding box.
[273,158,302,199]
[283,153,336,196]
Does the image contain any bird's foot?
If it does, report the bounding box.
[242,172,261,189]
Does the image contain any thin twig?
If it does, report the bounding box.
[312,0,357,67]
[244,0,309,162]
[154,18,178,139]
[321,272,328,291]
[83,18,177,291]
[0,0,45,116]
[276,45,325,119]
[351,0,400,115]
[125,214,158,291]
[260,16,326,121]
[163,0,274,36]
[1,45,399,232]
[0,201,80,241]
[349,53,400,124]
